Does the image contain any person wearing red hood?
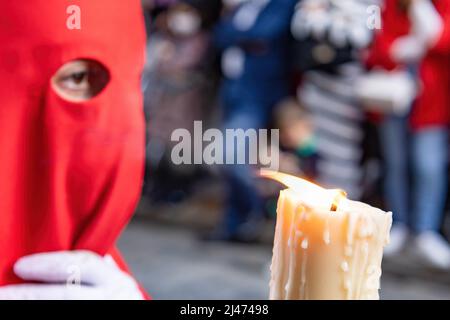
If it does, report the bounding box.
[367,0,450,269]
[0,1,148,299]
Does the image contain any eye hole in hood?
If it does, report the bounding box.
[51,59,110,103]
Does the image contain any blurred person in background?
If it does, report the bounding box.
[0,0,148,299]
[142,0,222,204]
[291,0,378,200]
[205,0,297,242]
[365,0,417,261]
[367,0,450,269]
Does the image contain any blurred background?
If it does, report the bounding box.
[120,0,450,299]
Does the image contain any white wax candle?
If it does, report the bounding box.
[262,170,392,300]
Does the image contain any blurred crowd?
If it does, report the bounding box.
[140,0,450,270]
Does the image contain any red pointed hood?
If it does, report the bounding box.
[0,0,146,285]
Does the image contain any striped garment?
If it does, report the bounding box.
[299,63,365,199]
[292,0,381,199]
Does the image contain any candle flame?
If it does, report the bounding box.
[260,169,347,211]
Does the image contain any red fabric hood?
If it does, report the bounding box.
[0,1,146,285]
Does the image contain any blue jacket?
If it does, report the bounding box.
[214,0,298,107]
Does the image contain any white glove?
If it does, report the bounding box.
[0,251,144,300]
[355,69,417,116]
[409,0,443,46]
[390,35,426,63]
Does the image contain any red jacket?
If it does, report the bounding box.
[412,0,450,129]
[366,0,450,130]
[366,0,411,71]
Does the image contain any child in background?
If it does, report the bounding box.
[273,98,318,180]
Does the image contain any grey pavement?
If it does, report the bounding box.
[119,219,450,300]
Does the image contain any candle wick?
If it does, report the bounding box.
[330,190,347,212]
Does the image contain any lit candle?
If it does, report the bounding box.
[261,170,392,300]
